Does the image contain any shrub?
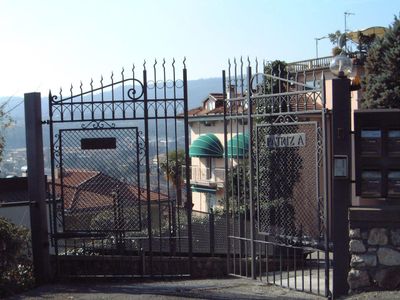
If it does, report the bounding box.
[0,217,34,297]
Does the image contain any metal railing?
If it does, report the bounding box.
[183,166,225,187]
[287,56,333,73]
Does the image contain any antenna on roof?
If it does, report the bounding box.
[344,11,355,52]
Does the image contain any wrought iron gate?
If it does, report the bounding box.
[223,59,332,297]
[48,59,193,278]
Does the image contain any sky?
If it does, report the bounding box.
[0,0,398,97]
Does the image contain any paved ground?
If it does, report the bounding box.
[6,278,324,300]
[6,278,400,300]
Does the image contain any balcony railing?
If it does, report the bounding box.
[287,56,333,73]
[183,166,225,187]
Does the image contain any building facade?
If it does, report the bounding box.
[187,55,366,212]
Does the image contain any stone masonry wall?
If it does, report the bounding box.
[348,208,400,292]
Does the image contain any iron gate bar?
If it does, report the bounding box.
[142,66,153,275]
[246,65,256,279]
[47,93,59,276]
[153,61,162,270]
[222,70,230,276]
[183,63,193,275]
[321,74,331,298]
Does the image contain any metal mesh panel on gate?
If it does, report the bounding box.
[255,121,319,243]
[59,127,141,232]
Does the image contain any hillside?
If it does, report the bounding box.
[0,77,222,149]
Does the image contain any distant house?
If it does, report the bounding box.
[187,93,247,212]
[52,169,169,232]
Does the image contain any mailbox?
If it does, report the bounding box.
[388,130,400,157]
[361,170,382,197]
[388,171,400,198]
[360,129,381,156]
[355,110,400,198]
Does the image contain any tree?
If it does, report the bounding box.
[159,149,186,254]
[328,30,343,46]
[159,149,185,189]
[361,16,400,108]
[328,30,347,54]
[261,60,288,94]
[0,101,12,165]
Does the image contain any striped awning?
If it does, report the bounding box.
[189,134,223,158]
[227,133,249,158]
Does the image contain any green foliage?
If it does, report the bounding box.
[357,32,379,55]
[361,15,400,108]
[159,149,185,187]
[328,30,347,52]
[227,162,250,215]
[262,60,288,94]
[328,30,343,46]
[0,217,34,297]
[258,197,295,234]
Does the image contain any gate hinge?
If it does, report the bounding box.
[41,120,50,125]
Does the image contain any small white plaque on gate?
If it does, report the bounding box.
[265,133,306,148]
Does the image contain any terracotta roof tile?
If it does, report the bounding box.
[187,107,203,116]
[206,106,225,114]
[51,169,169,210]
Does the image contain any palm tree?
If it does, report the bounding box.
[159,149,186,255]
[159,149,185,192]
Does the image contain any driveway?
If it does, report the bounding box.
[7,277,400,300]
[7,278,323,299]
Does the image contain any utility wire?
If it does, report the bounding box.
[4,100,24,115]
[2,84,42,115]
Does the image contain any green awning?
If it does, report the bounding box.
[191,185,217,194]
[189,133,223,158]
[227,133,249,158]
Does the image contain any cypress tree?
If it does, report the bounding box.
[361,16,400,108]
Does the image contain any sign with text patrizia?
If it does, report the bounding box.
[266,133,306,148]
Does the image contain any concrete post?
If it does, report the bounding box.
[24,92,51,284]
[331,78,351,298]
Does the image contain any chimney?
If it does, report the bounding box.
[227,84,236,100]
